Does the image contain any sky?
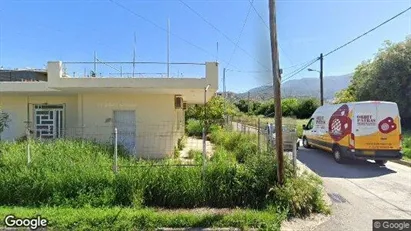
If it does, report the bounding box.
[0,0,410,93]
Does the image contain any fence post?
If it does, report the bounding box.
[293,139,297,177]
[114,127,118,174]
[26,128,31,166]
[202,126,206,174]
[257,118,261,153]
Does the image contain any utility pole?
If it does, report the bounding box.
[320,53,324,106]
[223,68,226,118]
[269,0,284,185]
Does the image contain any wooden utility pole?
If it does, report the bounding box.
[319,53,324,106]
[269,0,284,185]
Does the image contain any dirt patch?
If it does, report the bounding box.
[281,213,330,231]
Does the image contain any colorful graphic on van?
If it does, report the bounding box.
[328,104,352,141]
[378,117,397,134]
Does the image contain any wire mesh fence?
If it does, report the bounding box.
[226,115,299,175]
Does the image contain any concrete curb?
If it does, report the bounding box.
[390,159,411,167]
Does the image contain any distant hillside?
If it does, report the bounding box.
[234,74,352,101]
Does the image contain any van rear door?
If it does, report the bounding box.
[375,102,401,150]
[354,102,401,150]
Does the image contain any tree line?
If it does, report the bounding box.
[335,38,411,129]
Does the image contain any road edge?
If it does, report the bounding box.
[390,159,411,167]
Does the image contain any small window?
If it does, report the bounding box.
[306,118,314,130]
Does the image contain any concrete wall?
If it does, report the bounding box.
[79,93,183,158]
[0,93,184,159]
[0,95,78,140]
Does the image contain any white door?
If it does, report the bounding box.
[113,110,136,155]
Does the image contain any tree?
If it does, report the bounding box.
[335,38,411,128]
[185,96,240,123]
[0,108,9,139]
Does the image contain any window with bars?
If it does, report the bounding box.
[34,104,64,139]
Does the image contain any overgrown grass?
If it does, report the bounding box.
[0,207,285,231]
[0,128,329,227]
[403,131,411,160]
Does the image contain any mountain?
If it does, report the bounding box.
[234,74,352,101]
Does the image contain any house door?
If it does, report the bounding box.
[113,110,136,154]
[34,104,64,139]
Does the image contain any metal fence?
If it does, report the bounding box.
[227,115,299,175]
[61,61,206,79]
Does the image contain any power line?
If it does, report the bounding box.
[109,0,231,67]
[226,0,254,68]
[324,5,411,57]
[281,57,320,83]
[178,0,269,70]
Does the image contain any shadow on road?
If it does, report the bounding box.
[297,147,397,179]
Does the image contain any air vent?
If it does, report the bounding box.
[183,101,187,110]
[175,95,183,109]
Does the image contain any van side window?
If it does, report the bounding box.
[306,118,314,130]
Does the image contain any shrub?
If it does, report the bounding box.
[186,119,203,137]
[177,135,187,150]
[403,132,411,159]
[268,172,329,218]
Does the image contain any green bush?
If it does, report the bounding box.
[177,135,187,150]
[403,132,411,159]
[186,119,203,137]
[268,173,329,218]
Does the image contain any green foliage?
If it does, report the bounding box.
[177,135,187,150]
[0,129,328,219]
[185,119,203,137]
[268,173,329,218]
[294,98,320,119]
[185,96,239,122]
[0,207,285,230]
[281,98,299,117]
[334,38,411,128]
[403,132,411,160]
[234,98,319,119]
[0,108,9,136]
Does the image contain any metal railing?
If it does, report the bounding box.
[61,61,206,79]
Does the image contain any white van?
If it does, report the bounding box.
[302,101,403,165]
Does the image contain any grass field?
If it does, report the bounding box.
[0,207,285,230]
[0,128,328,230]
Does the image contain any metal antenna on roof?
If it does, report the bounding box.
[133,32,136,78]
[167,18,170,78]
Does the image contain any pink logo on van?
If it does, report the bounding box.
[329,104,352,141]
[378,117,396,134]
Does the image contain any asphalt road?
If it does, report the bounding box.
[231,122,411,231]
[298,147,411,231]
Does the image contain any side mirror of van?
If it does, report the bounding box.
[302,124,306,130]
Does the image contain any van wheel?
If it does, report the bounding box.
[303,137,311,148]
[375,160,387,166]
[333,146,345,164]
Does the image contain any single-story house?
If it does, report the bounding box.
[0,61,218,158]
